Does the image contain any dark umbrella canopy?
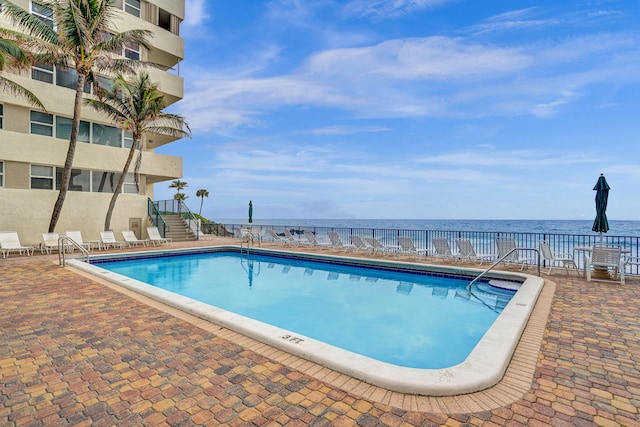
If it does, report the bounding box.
[248,200,253,223]
[592,174,610,237]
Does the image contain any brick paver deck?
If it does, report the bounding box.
[1,238,639,426]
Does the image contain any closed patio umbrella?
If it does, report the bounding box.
[248,200,253,224]
[592,174,610,245]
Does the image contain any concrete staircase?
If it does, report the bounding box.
[161,214,196,242]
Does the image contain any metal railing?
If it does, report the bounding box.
[218,223,640,275]
[58,236,89,266]
[148,198,168,237]
[468,248,540,289]
[154,199,200,240]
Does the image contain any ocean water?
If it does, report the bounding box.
[218,219,640,237]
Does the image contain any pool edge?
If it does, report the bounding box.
[67,246,544,397]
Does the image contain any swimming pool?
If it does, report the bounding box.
[69,246,544,396]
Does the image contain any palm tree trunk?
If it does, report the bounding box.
[48,73,86,232]
[104,138,139,231]
[199,198,204,216]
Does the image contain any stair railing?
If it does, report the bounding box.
[152,199,200,240]
[148,198,168,237]
[178,200,200,240]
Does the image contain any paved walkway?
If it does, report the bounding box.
[1,239,639,426]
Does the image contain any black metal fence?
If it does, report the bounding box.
[216,223,640,275]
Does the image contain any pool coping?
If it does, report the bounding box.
[68,245,545,397]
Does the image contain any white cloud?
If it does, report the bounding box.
[183,0,209,29]
[180,24,640,133]
[342,0,454,19]
[415,149,605,168]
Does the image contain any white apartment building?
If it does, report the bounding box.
[0,0,185,244]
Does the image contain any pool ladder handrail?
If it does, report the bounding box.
[467,248,540,291]
[58,236,90,266]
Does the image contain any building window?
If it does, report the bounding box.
[123,131,134,148]
[56,168,90,192]
[124,0,141,17]
[56,117,90,142]
[123,42,140,60]
[92,123,122,147]
[92,170,117,193]
[123,173,138,193]
[55,66,79,90]
[30,111,54,136]
[158,8,171,31]
[31,1,54,28]
[0,104,3,129]
[32,63,54,83]
[91,171,138,194]
[30,165,54,189]
[0,161,3,187]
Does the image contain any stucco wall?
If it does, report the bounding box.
[0,189,151,245]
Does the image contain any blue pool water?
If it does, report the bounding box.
[95,251,516,369]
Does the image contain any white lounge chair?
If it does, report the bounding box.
[364,237,398,256]
[496,238,532,270]
[146,226,172,246]
[41,232,72,255]
[99,231,125,250]
[327,231,355,251]
[265,229,288,245]
[539,241,578,275]
[455,238,492,265]
[585,245,625,284]
[122,230,148,247]
[283,229,305,245]
[0,232,34,258]
[397,236,429,258]
[351,235,372,252]
[65,230,99,251]
[304,231,329,249]
[432,238,454,260]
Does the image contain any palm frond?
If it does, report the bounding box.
[0,0,58,44]
[0,74,46,110]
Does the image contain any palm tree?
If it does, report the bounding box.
[173,191,188,215]
[169,180,188,214]
[0,35,46,109]
[196,189,209,217]
[169,179,188,196]
[85,72,191,231]
[1,0,151,232]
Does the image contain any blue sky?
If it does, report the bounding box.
[155,0,640,221]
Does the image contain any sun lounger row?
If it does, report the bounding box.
[258,230,539,268]
[0,227,171,258]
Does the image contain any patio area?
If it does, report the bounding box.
[1,237,639,426]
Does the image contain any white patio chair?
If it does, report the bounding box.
[432,238,454,260]
[585,245,625,284]
[0,232,34,258]
[41,232,73,255]
[327,231,355,251]
[265,229,288,245]
[539,241,579,275]
[282,229,305,245]
[99,231,125,250]
[122,230,149,247]
[146,227,172,246]
[65,231,99,251]
[304,231,329,249]
[397,236,429,259]
[455,238,492,265]
[364,237,398,256]
[351,235,372,252]
[496,238,533,270]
